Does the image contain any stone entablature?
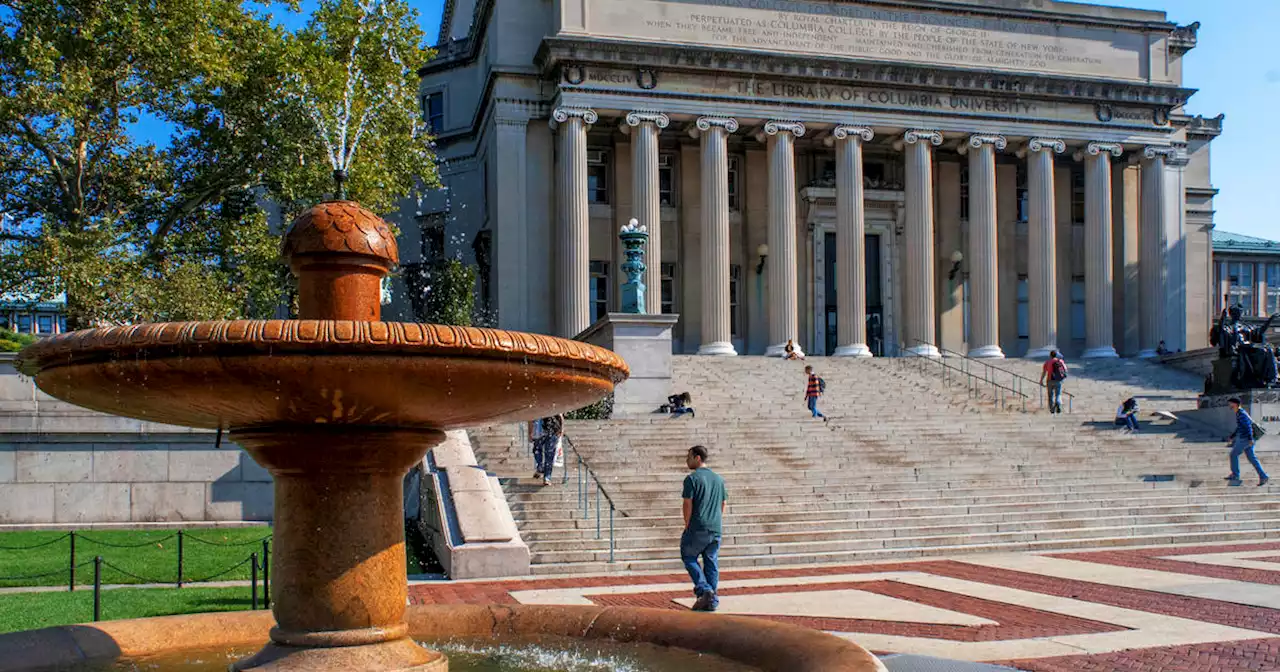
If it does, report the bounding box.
[538,39,1193,111]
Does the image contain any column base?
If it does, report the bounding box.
[1082,346,1120,359]
[905,343,941,359]
[1025,346,1058,359]
[1136,349,1159,359]
[832,343,873,357]
[234,636,446,672]
[967,345,1006,359]
[697,341,738,356]
[765,342,806,358]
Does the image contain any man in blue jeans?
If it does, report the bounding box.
[1225,397,1269,487]
[681,445,726,612]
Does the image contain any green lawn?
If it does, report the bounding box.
[0,585,258,634]
[0,528,272,588]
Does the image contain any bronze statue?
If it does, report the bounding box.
[1210,295,1278,390]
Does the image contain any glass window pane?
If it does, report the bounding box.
[729,265,741,337]
[1071,279,1086,340]
[661,263,676,314]
[17,314,32,333]
[37,315,53,334]
[1016,277,1029,339]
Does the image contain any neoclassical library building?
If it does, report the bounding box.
[414,0,1221,358]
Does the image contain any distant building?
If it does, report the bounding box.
[1212,231,1280,318]
[0,294,66,336]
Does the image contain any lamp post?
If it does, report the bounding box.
[620,218,649,314]
[755,243,769,276]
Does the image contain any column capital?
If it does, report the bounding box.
[1017,138,1065,159]
[967,134,1008,150]
[763,120,806,137]
[689,116,739,138]
[1142,145,1177,160]
[624,111,670,129]
[824,125,874,147]
[1074,142,1123,161]
[903,129,943,146]
[549,107,597,130]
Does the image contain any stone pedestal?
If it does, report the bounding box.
[415,430,530,580]
[577,313,680,417]
[1189,390,1280,452]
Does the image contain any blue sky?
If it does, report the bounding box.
[138,0,1274,240]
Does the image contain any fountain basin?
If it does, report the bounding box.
[16,321,627,429]
[0,604,887,672]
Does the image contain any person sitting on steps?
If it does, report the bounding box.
[1115,397,1140,432]
[784,339,804,360]
[669,392,695,418]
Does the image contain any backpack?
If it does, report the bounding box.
[818,377,827,394]
[1050,359,1068,382]
[1255,423,1269,440]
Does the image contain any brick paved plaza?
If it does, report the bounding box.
[409,541,1280,671]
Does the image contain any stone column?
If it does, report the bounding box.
[1138,146,1175,358]
[694,117,738,356]
[492,113,529,331]
[828,126,875,357]
[1022,138,1066,359]
[763,121,806,357]
[551,107,596,338]
[899,129,943,358]
[1075,142,1123,359]
[625,111,669,315]
[961,134,1007,359]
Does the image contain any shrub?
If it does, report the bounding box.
[566,394,614,421]
[0,329,37,353]
[403,259,476,327]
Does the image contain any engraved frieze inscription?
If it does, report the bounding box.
[583,0,1153,82]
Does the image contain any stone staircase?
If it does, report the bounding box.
[470,355,1278,576]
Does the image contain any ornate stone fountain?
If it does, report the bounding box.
[0,201,885,672]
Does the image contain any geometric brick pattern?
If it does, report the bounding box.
[407,542,1280,671]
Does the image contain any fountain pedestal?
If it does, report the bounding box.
[231,427,446,671]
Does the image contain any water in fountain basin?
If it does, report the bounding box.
[100,637,757,671]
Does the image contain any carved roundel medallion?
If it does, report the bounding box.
[636,68,658,90]
[563,65,585,85]
[1153,108,1170,126]
[1095,104,1113,123]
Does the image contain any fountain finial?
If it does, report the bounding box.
[282,200,399,321]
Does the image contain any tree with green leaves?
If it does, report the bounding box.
[0,0,437,327]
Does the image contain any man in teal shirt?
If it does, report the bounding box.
[681,445,726,612]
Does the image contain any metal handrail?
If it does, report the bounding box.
[897,342,1029,412]
[542,433,621,563]
[907,338,1075,413]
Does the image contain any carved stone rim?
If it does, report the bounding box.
[17,321,630,384]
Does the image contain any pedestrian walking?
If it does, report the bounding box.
[681,445,726,612]
[1039,350,1068,414]
[804,365,827,422]
[1224,398,1268,487]
[532,413,563,486]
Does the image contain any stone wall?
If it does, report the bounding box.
[1,354,273,527]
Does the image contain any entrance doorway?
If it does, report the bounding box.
[823,232,884,356]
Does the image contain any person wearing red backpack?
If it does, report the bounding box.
[1039,351,1068,414]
